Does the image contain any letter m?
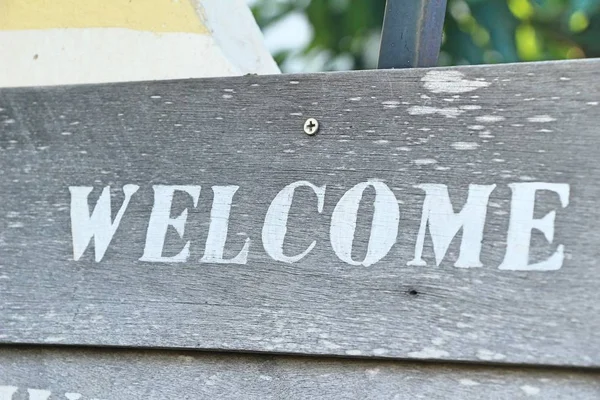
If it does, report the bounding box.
[69,185,139,262]
[408,184,496,268]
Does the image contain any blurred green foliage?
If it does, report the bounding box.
[251,0,600,71]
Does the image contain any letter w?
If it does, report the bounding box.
[408,184,496,268]
[70,185,139,262]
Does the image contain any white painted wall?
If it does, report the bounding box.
[0,0,279,88]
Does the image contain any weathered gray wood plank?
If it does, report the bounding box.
[1,347,599,399]
[0,59,599,367]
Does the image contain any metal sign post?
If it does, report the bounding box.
[378,0,448,68]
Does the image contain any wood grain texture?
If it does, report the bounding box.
[0,59,599,367]
[1,347,599,399]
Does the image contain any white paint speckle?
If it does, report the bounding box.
[382,100,400,108]
[408,106,463,118]
[422,70,491,93]
[476,115,505,123]
[373,348,388,356]
[289,81,300,85]
[408,347,450,358]
[452,142,479,150]
[459,379,480,386]
[587,101,598,106]
[459,105,482,110]
[28,389,52,400]
[0,386,17,398]
[222,94,233,99]
[468,125,485,130]
[43,336,66,343]
[346,350,363,356]
[559,77,571,81]
[150,95,161,99]
[521,385,541,396]
[476,349,506,361]
[414,158,438,165]
[528,115,556,123]
[349,97,362,101]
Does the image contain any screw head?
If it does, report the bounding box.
[303,118,319,136]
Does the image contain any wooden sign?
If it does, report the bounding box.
[1,59,599,376]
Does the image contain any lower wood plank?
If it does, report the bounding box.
[0,347,598,400]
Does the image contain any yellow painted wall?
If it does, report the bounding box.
[0,0,207,33]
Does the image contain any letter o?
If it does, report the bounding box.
[330,181,400,266]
